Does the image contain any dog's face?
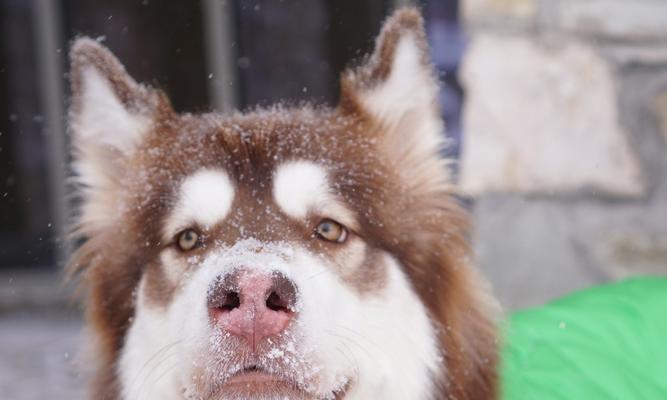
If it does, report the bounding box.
[68,9,497,400]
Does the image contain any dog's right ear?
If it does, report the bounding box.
[68,38,168,233]
[338,8,451,196]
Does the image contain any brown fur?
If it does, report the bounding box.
[68,8,498,400]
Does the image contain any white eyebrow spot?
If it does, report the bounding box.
[165,169,234,236]
[273,161,330,220]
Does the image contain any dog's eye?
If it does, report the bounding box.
[176,229,200,251]
[315,219,348,243]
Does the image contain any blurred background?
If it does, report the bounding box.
[0,0,665,398]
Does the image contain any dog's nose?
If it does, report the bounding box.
[207,270,297,350]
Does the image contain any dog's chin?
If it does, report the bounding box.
[203,368,349,400]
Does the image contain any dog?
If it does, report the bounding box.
[67,7,498,400]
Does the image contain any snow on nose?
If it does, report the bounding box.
[207,270,298,351]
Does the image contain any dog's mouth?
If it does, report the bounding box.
[209,366,349,400]
[221,366,302,396]
[225,366,281,384]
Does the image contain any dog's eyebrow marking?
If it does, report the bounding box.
[273,161,358,229]
[274,161,329,220]
[165,168,235,236]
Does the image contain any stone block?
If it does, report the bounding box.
[592,232,667,279]
[473,192,667,309]
[558,0,667,41]
[0,313,85,400]
[472,196,601,309]
[460,36,644,197]
[604,45,667,66]
[653,91,667,145]
[462,0,537,27]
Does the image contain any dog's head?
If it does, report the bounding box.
[68,8,497,400]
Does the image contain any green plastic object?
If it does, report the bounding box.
[502,277,667,400]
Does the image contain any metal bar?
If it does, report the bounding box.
[202,0,239,112]
[393,0,417,8]
[32,0,70,267]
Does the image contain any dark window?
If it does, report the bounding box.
[234,0,388,107]
[424,0,465,160]
[63,0,210,112]
[0,0,53,269]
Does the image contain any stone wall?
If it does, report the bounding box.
[459,0,667,309]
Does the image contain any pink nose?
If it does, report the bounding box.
[207,270,297,351]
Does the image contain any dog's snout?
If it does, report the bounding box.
[207,270,297,350]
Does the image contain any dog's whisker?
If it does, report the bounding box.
[127,340,181,397]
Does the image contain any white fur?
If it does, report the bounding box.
[76,68,148,155]
[119,279,183,400]
[295,254,440,399]
[361,35,437,131]
[359,35,450,189]
[273,161,358,229]
[273,161,329,220]
[159,251,187,286]
[164,169,235,238]
[71,68,152,237]
[120,239,440,399]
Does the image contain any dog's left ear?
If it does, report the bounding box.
[69,38,166,157]
[339,8,447,184]
[68,38,170,235]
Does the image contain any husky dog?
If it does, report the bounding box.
[67,8,498,400]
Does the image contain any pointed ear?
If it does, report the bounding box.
[69,38,165,155]
[339,8,450,187]
[68,38,168,233]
